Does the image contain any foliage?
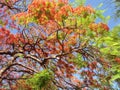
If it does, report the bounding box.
[27,69,54,90]
[97,26,120,56]
[96,25,120,88]
[114,0,120,18]
[0,0,119,90]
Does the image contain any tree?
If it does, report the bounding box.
[114,0,120,18]
[96,25,120,89]
[0,0,118,90]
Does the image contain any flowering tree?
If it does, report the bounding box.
[0,0,119,90]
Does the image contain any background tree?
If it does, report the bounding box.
[0,0,119,90]
[96,25,120,89]
[114,0,120,18]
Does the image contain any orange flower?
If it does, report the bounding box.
[58,0,68,4]
[89,23,98,31]
[89,22,109,32]
[73,6,94,16]
[99,23,109,31]
[115,57,120,64]
[86,5,95,13]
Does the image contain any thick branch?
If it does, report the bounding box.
[0,50,14,55]
[15,63,38,73]
[0,53,23,82]
[25,54,42,63]
[0,62,38,83]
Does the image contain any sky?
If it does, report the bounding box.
[70,0,120,29]
[85,0,120,29]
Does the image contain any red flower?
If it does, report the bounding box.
[99,23,109,31]
[115,57,120,64]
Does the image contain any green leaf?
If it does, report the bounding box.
[95,10,106,21]
[27,69,54,90]
[97,3,103,8]
[5,0,9,2]
[110,74,120,82]
[106,16,110,21]
[69,53,87,68]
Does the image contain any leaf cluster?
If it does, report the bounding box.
[27,69,54,90]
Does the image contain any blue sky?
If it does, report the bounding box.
[86,0,120,29]
[70,0,120,29]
